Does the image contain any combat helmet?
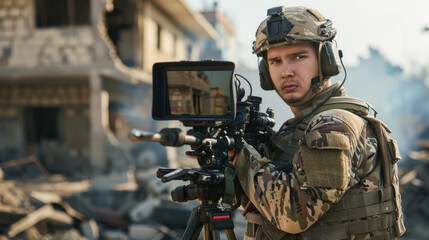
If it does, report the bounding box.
[254,6,342,106]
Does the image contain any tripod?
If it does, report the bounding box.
[158,168,237,240]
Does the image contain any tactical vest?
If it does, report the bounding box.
[244,96,406,240]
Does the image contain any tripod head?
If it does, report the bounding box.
[157,168,224,205]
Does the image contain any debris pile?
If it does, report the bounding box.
[0,168,86,239]
[0,166,245,240]
[398,124,429,239]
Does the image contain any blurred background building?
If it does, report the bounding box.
[0,0,236,176]
[199,2,236,63]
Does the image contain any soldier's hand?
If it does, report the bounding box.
[227,147,241,165]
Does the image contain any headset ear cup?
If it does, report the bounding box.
[258,60,275,90]
[321,41,341,78]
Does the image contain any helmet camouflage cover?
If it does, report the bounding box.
[253,6,336,56]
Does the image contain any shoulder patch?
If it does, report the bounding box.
[300,145,349,190]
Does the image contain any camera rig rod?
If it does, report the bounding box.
[129,128,236,151]
[129,128,199,146]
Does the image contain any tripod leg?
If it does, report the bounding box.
[203,223,221,240]
[182,207,203,240]
[224,229,237,240]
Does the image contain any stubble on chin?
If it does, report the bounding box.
[283,95,302,105]
[275,88,301,105]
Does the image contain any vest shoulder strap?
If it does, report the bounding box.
[313,96,371,117]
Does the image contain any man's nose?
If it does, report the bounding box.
[281,63,294,77]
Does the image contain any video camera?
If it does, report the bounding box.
[129,60,275,239]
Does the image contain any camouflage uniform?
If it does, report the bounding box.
[235,83,405,239]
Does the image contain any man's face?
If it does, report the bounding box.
[267,42,318,105]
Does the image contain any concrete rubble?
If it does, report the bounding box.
[398,125,429,240]
[0,165,245,240]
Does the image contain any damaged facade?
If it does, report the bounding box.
[0,0,222,175]
[0,0,242,239]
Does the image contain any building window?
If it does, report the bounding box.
[24,107,59,144]
[36,0,90,28]
[157,23,162,50]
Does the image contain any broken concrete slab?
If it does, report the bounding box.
[30,190,87,221]
[30,190,62,204]
[81,219,100,240]
[7,204,73,238]
[0,181,30,209]
[14,176,92,197]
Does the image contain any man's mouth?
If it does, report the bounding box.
[283,84,298,92]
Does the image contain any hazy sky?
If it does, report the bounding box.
[186,0,429,74]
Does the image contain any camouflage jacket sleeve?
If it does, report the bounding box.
[235,109,378,234]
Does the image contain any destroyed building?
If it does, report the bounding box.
[0,0,242,239]
[0,0,226,175]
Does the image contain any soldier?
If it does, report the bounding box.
[234,6,406,239]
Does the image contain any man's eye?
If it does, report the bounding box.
[297,55,307,60]
[270,60,280,65]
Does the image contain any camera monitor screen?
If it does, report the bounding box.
[152,61,236,122]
